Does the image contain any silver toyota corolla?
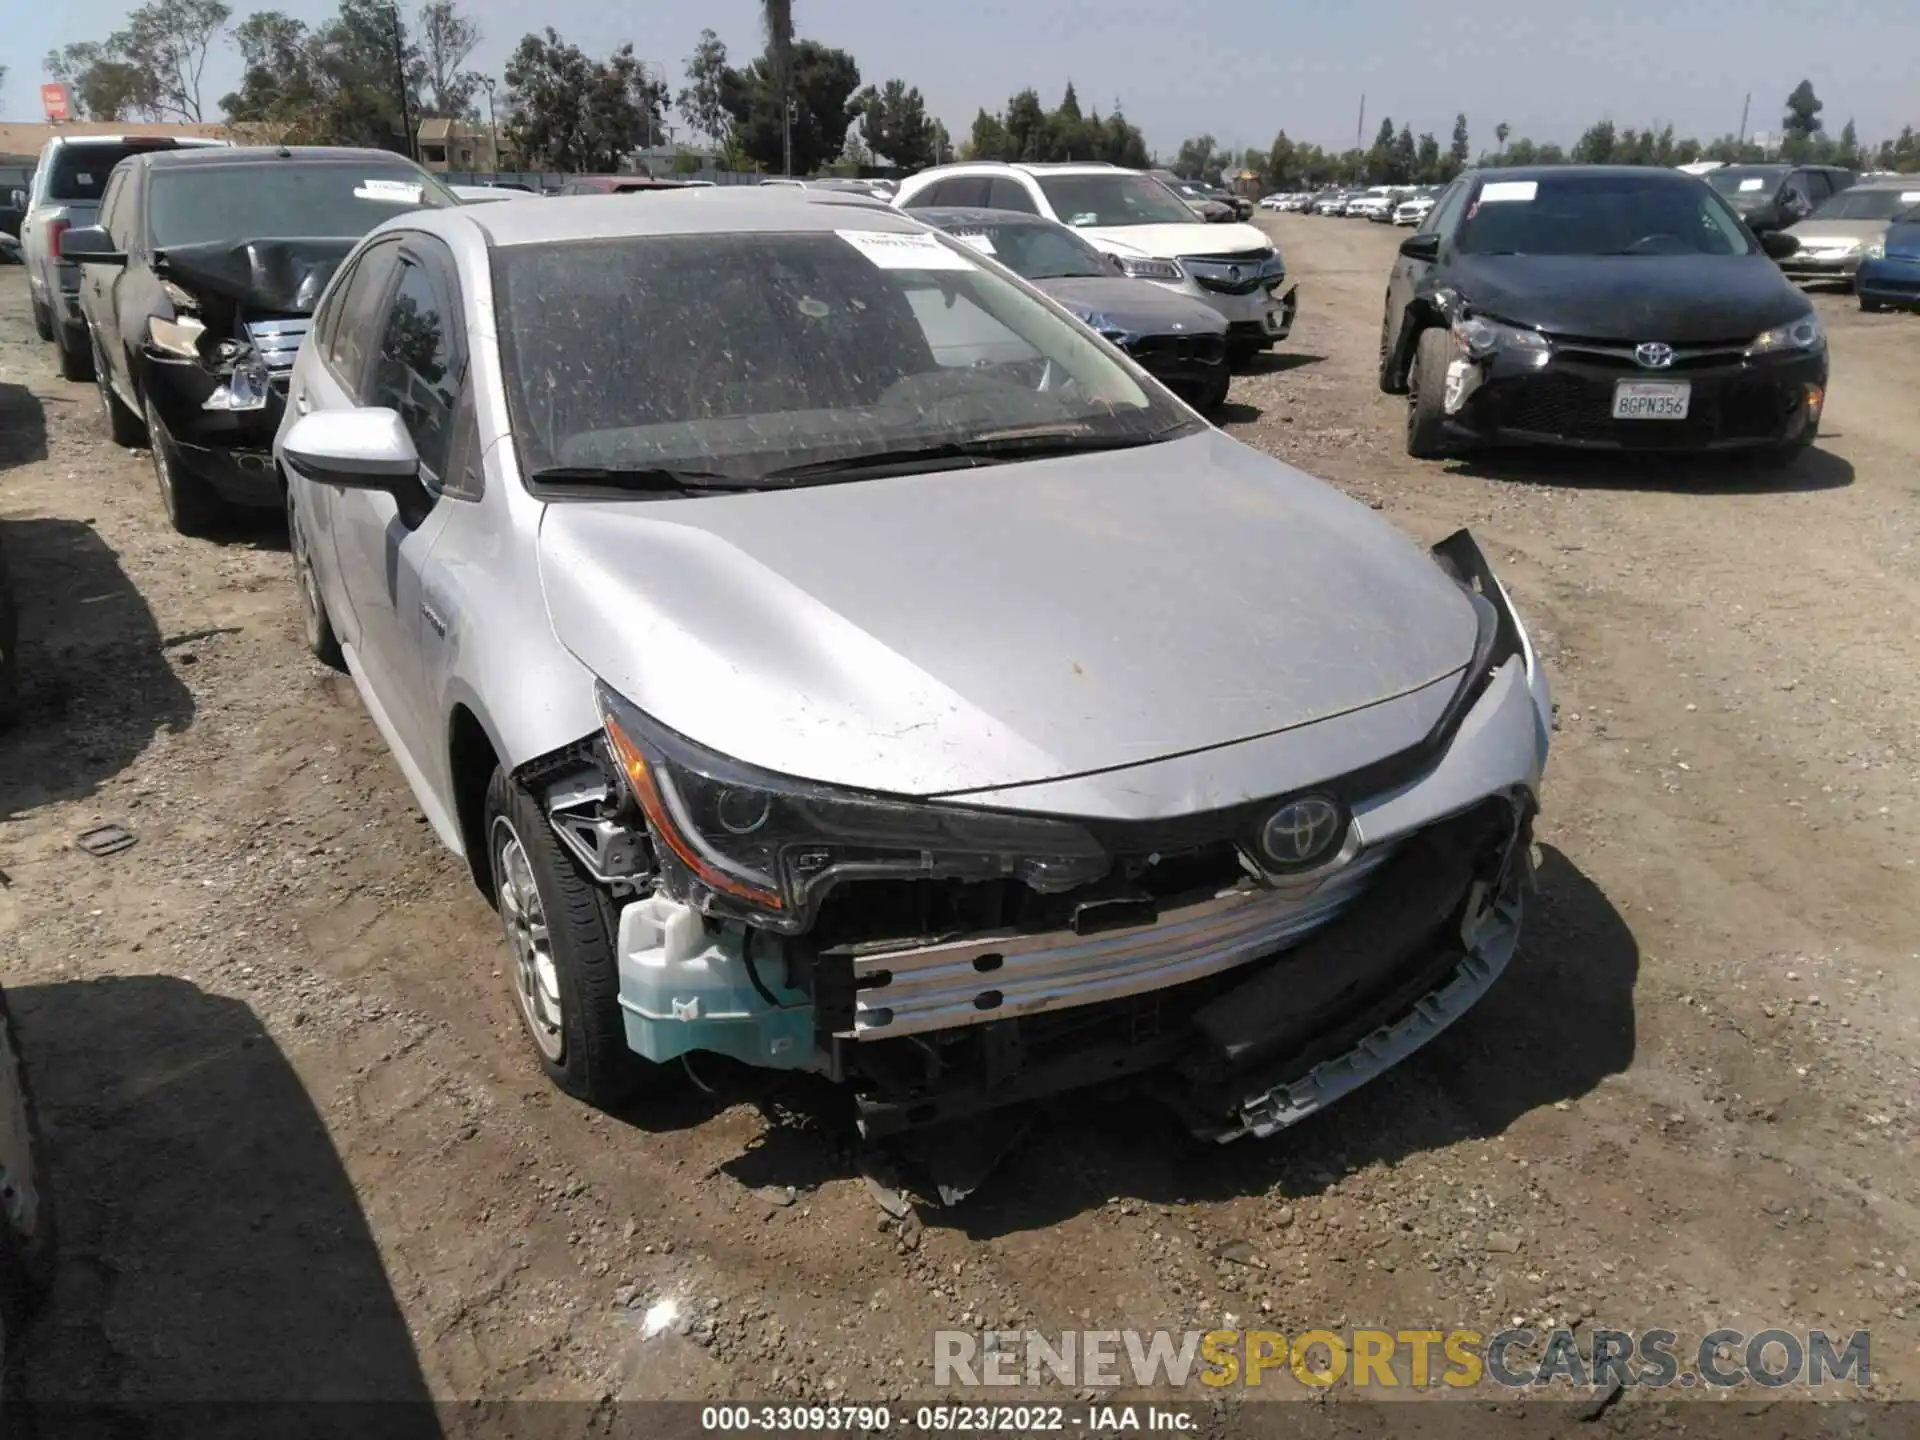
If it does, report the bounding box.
[274,190,1552,1143]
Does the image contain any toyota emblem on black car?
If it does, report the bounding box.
[1260,795,1346,870]
[1634,341,1675,370]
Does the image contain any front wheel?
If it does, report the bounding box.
[52,324,92,383]
[1405,326,1459,460]
[1377,308,1408,394]
[29,297,52,343]
[1189,365,1231,417]
[145,397,223,537]
[484,769,673,1107]
[287,487,344,671]
[94,338,147,448]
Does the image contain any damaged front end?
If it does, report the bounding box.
[142,239,351,505]
[528,529,1549,1142]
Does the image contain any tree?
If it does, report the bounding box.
[1835,119,1862,169]
[1266,130,1297,188]
[677,28,730,144]
[1572,119,1617,165]
[1391,123,1416,182]
[1414,132,1441,183]
[1495,121,1510,153]
[224,0,430,151]
[1004,88,1047,160]
[965,108,1009,161]
[500,27,664,171]
[1782,80,1823,141]
[1174,134,1219,179]
[852,78,934,169]
[416,0,480,119]
[929,119,953,165]
[1448,114,1470,176]
[963,89,1148,167]
[721,39,860,176]
[46,43,149,121]
[117,0,231,122]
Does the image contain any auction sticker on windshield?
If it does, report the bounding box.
[1613,380,1690,420]
[355,178,423,203]
[837,229,975,270]
[1479,181,1538,203]
[951,231,997,255]
[1739,178,1766,192]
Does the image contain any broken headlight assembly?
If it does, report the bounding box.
[1451,314,1551,364]
[594,682,1112,934]
[147,280,272,411]
[1112,254,1185,283]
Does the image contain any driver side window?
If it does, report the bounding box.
[1423,180,1469,240]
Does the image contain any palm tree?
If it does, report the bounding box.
[1495,122,1510,154]
[762,0,794,172]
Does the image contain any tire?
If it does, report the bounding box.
[1377,308,1408,394]
[1405,325,1458,460]
[94,338,147,448]
[1859,295,1886,314]
[29,297,52,343]
[144,397,223,538]
[287,486,345,671]
[52,323,92,383]
[0,986,57,1324]
[484,768,671,1108]
[1190,365,1231,417]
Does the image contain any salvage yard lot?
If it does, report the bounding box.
[3,210,1919,1407]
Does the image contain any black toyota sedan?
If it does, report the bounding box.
[913,206,1234,412]
[1378,166,1827,463]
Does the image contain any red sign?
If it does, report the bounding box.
[41,83,72,123]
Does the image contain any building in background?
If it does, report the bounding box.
[415,118,523,172]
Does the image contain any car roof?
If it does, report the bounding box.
[135,145,417,169]
[910,161,1126,179]
[1467,164,1713,183]
[459,187,932,248]
[910,206,1063,229]
[1850,176,1920,189]
[44,134,228,150]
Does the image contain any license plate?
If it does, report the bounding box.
[1612,381,1691,420]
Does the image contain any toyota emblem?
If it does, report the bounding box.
[1258,795,1346,871]
[1228,265,1242,281]
[1634,342,1675,370]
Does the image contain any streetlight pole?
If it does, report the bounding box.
[783,97,795,177]
[482,75,498,175]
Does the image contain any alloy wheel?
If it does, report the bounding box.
[493,818,564,1062]
[288,495,327,653]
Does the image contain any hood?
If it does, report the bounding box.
[1031,277,1230,335]
[1785,218,1891,245]
[538,430,1478,798]
[1886,221,1920,259]
[1448,253,1808,342]
[155,237,357,313]
[1076,220,1271,261]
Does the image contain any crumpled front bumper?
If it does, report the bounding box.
[142,354,287,507]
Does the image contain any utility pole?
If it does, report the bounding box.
[784,97,796,176]
[389,4,415,161]
[1738,92,1751,147]
[1355,94,1365,183]
[482,75,498,174]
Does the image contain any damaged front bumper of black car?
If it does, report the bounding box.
[142,304,307,508]
[553,529,1551,1143]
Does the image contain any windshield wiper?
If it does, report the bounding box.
[766,424,1184,482]
[527,465,769,493]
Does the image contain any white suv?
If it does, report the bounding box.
[894,162,1295,360]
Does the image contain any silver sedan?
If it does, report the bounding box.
[274,190,1551,1143]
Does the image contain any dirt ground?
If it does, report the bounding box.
[2,214,1918,1421]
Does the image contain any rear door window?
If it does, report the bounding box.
[986,177,1040,214]
[49,145,149,202]
[323,238,404,394]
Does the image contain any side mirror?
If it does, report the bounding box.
[1398,232,1442,262]
[282,408,420,490]
[62,225,127,265]
[1759,229,1800,260]
[1108,251,1128,274]
[9,189,25,212]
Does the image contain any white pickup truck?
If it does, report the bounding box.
[16,134,227,379]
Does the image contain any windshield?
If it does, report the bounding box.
[1456,173,1755,257]
[940,221,1109,279]
[1034,174,1199,228]
[1810,187,1920,221]
[1705,167,1788,200]
[149,163,457,247]
[492,230,1190,486]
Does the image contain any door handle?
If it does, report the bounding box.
[293,390,311,416]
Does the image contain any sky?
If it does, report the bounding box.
[8,0,1919,158]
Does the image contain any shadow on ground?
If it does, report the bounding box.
[1453,443,1853,495]
[691,844,1638,1231]
[1240,351,1327,377]
[0,515,195,819]
[12,976,440,1432]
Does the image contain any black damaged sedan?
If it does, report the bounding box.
[63,147,456,534]
[1379,166,1827,465]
